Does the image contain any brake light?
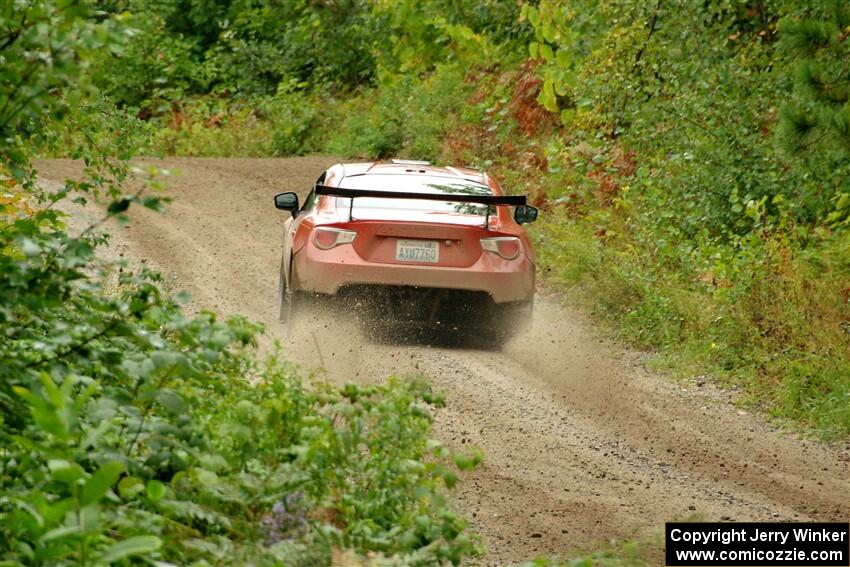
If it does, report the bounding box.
[480,237,521,260]
[313,227,357,250]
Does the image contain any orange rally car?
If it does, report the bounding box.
[273,160,538,346]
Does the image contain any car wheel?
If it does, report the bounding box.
[279,257,306,332]
[277,263,288,323]
[282,268,318,334]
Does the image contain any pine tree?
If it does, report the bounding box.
[778,1,850,155]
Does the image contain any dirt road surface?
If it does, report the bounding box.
[37,157,849,565]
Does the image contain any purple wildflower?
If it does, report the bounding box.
[261,491,309,545]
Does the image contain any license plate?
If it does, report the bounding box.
[395,239,439,263]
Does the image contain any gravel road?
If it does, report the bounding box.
[36,157,849,565]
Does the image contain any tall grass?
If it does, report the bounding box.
[533,208,850,437]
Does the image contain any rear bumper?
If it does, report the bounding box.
[293,241,535,303]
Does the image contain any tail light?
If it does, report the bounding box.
[480,236,521,260]
[313,227,357,250]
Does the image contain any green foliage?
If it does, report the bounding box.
[66,0,535,161]
[95,0,524,109]
[1,162,481,564]
[516,532,662,567]
[534,206,850,435]
[133,85,323,158]
[372,0,493,73]
[2,1,481,564]
[0,1,122,174]
[94,8,206,109]
[776,2,850,228]
[266,82,324,157]
[148,99,277,157]
[510,0,850,437]
[97,0,387,106]
[325,66,471,161]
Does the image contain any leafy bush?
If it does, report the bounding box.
[97,0,388,107]
[325,66,471,161]
[0,158,480,567]
[142,89,325,158]
[266,83,325,157]
[149,100,276,157]
[0,1,121,169]
[482,0,847,437]
[2,1,481,564]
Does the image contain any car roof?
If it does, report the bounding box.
[337,162,489,186]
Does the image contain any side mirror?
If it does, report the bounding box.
[274,192,299,217]
[514,204,538,224]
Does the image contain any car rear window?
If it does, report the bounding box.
[336,174,493,216]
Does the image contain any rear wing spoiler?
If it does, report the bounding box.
[314,185,537,225]
[315,185,526,205]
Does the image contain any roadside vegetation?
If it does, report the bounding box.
[519,534,663,567]
[1,2,480,565]
[43,0,847,438]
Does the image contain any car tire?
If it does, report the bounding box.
[283,267,319,333]
[277,266,288,323]
[279,258,308,333]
